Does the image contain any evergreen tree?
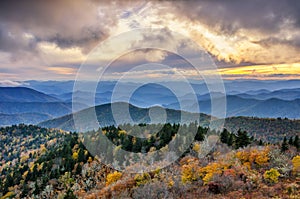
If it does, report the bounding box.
[132,138,142,153]
[195,126,205,141]
[33,181,40,195]
[77,149,85,163]
[21,183,29,198]
[288,137,294,145]
[220,129,229,144]
[294,135,299,149]
[235,129,250,149]
[227,133,234,146]
[281,136,289,152]
[5,173,14,190]
[123,137,133,151]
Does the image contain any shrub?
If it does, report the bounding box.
[192,143,200,153]
[199,162,228,184]
[180,157,200,183]
[132,181,169,199]
[134,172,151,186]
[263,168,280,184]
[236,147,269,170]
[106,171,122,186]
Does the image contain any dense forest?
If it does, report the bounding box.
[0,124,299,198]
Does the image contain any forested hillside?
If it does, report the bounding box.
[39,102,300,143]
[0,124,299,198]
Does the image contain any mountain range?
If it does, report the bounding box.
[1,80,300,126]
[0,87,87,125]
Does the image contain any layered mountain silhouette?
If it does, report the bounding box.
[1,80,300,126]
[39,102,210,132]
[0,87,87,125]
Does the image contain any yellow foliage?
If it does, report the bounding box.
[134,172,151,186]
[22,171,29,179]
[181,158,200,183]
[40,144,47,154]
[168,179,174,187]
[29,163,35,172]
[236,151,250,164]
[72,152,78,160]
[250,148,269,166]
[118,130,127,136]
[292,155,300,176]
[106,171,122,186]
[0,191,14,199]
[132,137,136,144]
[84,150,89,156]
[20,155,29,163]
[243,162,251,170]
[192,143,200,153]
[153,168,160,176]
[263,168,280,184]
[199,162,228,184]
[38,162,44,171]
[236,147,269,169]
[88,157,93,163]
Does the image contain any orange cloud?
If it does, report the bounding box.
[46,67,76,75]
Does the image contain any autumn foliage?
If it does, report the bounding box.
[106,171,122,186]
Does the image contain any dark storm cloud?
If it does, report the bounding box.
[165,0,300,35]
[0,0,126,56]
[0,23,38,55]
[253,36,300,49]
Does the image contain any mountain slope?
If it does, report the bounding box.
[39,102,211,132]
[0,102,88,126]
[0,87,60,102]
[237,88,300,100]
[224,116,300,142]
[39,102,300,142]
[0,112,51,125]
[168,96,300,119]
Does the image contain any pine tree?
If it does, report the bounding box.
[21,182,29,198]
[220,129,229,144]
[195,126,205,141]
[281,136,289,152]
[227,133,234,146]
[77,148,85,163]
[288,137,294,145]
[123,137,133,151]
[235,129,250,149]
[294,135,299,149]
[33,181,40,195]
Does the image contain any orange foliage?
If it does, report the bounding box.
[180,157,201,183]
[235,147,269,169]
[106,171,122,186]
[199,162,229,184]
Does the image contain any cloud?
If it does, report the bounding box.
[154,0,300,64]
[0,0,299,80]
[0,0,137,58]
[162,0,300,35]
[46,66,77,75]
[0,80,23,86]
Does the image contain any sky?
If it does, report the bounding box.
[0,0,299,82]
